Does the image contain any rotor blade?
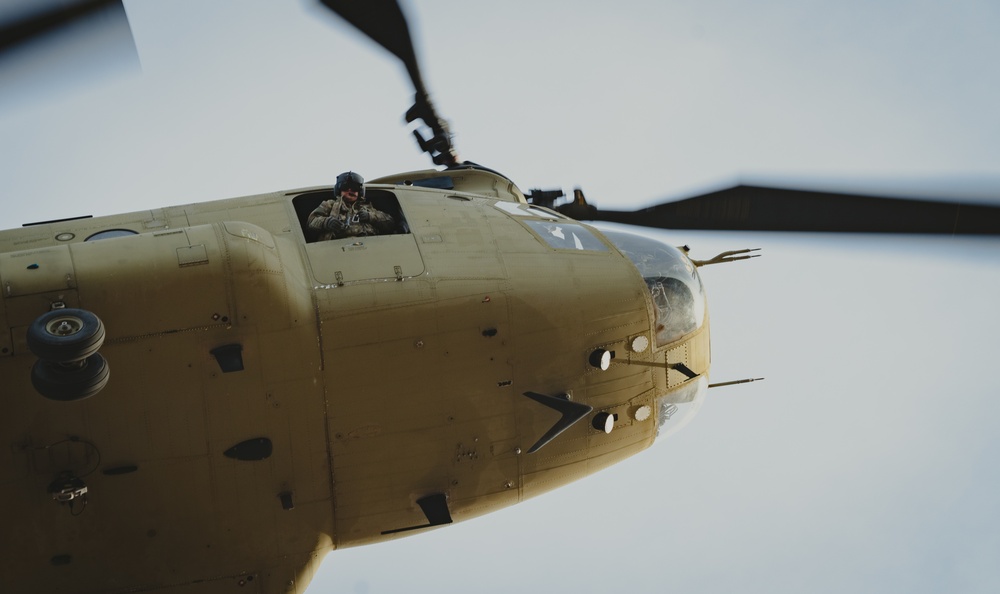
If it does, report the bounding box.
[0,0,121,55]
[0,0,138,109]
[569,185,1000,235]
[316,0,457,166]
[316,0,427,97]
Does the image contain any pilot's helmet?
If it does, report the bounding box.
[335,171,366,199]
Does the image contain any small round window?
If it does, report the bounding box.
[85,229,138,241]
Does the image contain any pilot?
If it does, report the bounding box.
[308,171,395,240]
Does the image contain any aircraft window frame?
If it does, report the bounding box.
[291,188,411,243]
[85,229,139,241]
[602,231,707,347]
[656,376,708,440]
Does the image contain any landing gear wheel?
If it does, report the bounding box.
[31,354,110,402]
[26,309,106,362]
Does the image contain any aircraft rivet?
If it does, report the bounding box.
[415,340,424,348]
[212,314,220,321]
[514,448,521,455]
[504,481,513,489]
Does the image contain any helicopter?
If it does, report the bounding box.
[3,2,1000,593]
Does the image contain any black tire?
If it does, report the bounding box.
[31,354,110,401]
[26,309,106,362]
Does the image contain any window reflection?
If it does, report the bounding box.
[603,231,706,346]
[656,376,708,439]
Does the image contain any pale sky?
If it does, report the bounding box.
[2,1,999,593]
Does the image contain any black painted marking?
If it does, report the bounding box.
[224,438,272,461]
[23,214,92,227]
[417,493,452,526]
[279,491,294,510]
[522,392,594,453]
[102,464,138,476]
[210,344,244,373]
[381,493,453,535]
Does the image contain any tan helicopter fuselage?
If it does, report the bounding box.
[0,168,709,594]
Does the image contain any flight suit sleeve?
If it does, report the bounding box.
[308,200,349,239]
[365,205,396,234]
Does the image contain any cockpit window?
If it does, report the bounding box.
[603,231,706,346]
[656,376,708,439]
[85,229,139,241]
[525,220,609,252]
[493,201,562,219]
[292,189,409,242]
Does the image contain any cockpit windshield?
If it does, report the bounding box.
[603,231,707,347]
[656,376,708,439]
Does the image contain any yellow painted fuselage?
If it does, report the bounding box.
[0,168,709,593]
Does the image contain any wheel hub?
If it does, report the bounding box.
[46,317,83,337]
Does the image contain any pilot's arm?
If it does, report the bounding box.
[360,205,395,234]
[308,200,349,239]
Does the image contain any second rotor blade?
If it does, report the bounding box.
[588,185,1000,235]
[317,0,427,96]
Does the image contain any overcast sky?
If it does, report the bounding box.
[2,1,1000,593]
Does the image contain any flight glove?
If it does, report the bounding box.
[325,218,348,233]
